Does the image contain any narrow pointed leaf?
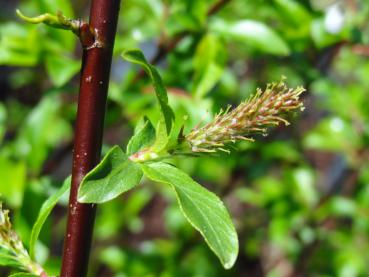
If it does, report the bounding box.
[16,9,80,34]
[153,119,170,152]
[78,146,143,203]
[141,162,238,269]
[122,49,175,135]
[29,176,71,260]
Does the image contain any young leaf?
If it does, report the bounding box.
[122,49,175,135]
[127,117,156,155]
[16,9,81,34]
[78,146,143,203]
[153,119,170,152]
[29,176,71,260]
[141,162,238,269]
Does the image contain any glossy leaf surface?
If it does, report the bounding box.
[78,146,143,203]
[141,162,238,269]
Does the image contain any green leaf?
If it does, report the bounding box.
[41,0,74,18]
[29,176,71,260]
[329,197,357,217]
[14,94,72,173]
[303,117,358,152]
[0,23,40,66]
[127,117,156,155]
[0,156,26,208]
[310,18,348,48]
[153,119,170,152]
[165,1,208,36]
[193,34,226,98]
[290,168,317,208]
[0,101,6,144]
[141,162,238,269]
[78,146,143,203]
[210,19,290,55]
[122,49,175,135]
[16,2,77,35]
[45,54,80,87]
[166,12,201,36]
[261,141,300,162]
[273,0,311,26]
[8,272,38,277]
[166,114,187,152]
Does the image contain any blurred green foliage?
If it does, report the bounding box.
[1,0,369,276]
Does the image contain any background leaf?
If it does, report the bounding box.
[8,272,38,277]
[273,0,311,26]
[78,146,143,203]
[0,23,40,66]
[29,176,71,260]
[2,0,369,275]
[0,157,26,208]
[192,34,226,98]
[210,19,290,55]
[45,54,80,87]
[0,103,6,144]
[141,162,238,269]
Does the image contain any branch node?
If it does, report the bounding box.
[84,28,105,50]
[16,9,105,50]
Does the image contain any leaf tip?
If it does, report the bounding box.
[16,9,29,21]
[223,244,239,269]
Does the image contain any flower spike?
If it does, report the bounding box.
[185,78,305,153]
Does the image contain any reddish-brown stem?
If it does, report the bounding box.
[60,1,121,276]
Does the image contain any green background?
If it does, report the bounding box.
[1,0,369,276]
